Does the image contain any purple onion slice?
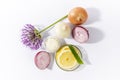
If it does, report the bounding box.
[34,51,51,70]
[72,26,89,43]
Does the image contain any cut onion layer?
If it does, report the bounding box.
[72,26,89,43]
[34,51,51,70]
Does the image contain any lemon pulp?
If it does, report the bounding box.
[55,45,81,71]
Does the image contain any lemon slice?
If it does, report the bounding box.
[58,51,78,69]
[55,45,81,71]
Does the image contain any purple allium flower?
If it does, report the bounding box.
[21,24,42,50]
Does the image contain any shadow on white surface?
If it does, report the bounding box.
[85,7,101,25]
[77,45,91,65]
[75,45,91,72]
[47,53,55,70]
[75,65,86,72]
[87,27,105,43]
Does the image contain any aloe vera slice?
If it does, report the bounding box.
[68,45,84,64]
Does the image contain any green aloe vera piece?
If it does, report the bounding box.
[68,45,84,64]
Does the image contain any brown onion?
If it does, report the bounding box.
[68,7,88,25]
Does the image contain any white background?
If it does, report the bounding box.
[0,0,120,80]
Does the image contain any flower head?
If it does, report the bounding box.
[21,15,67,50]
[21,24,42,50]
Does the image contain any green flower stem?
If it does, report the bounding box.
[39,15,68,33]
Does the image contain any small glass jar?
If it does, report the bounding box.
[55,44,83,71]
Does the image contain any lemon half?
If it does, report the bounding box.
[55,45,81,71]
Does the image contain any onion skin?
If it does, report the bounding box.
[72,26,89,43]
[68,7,88,25]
